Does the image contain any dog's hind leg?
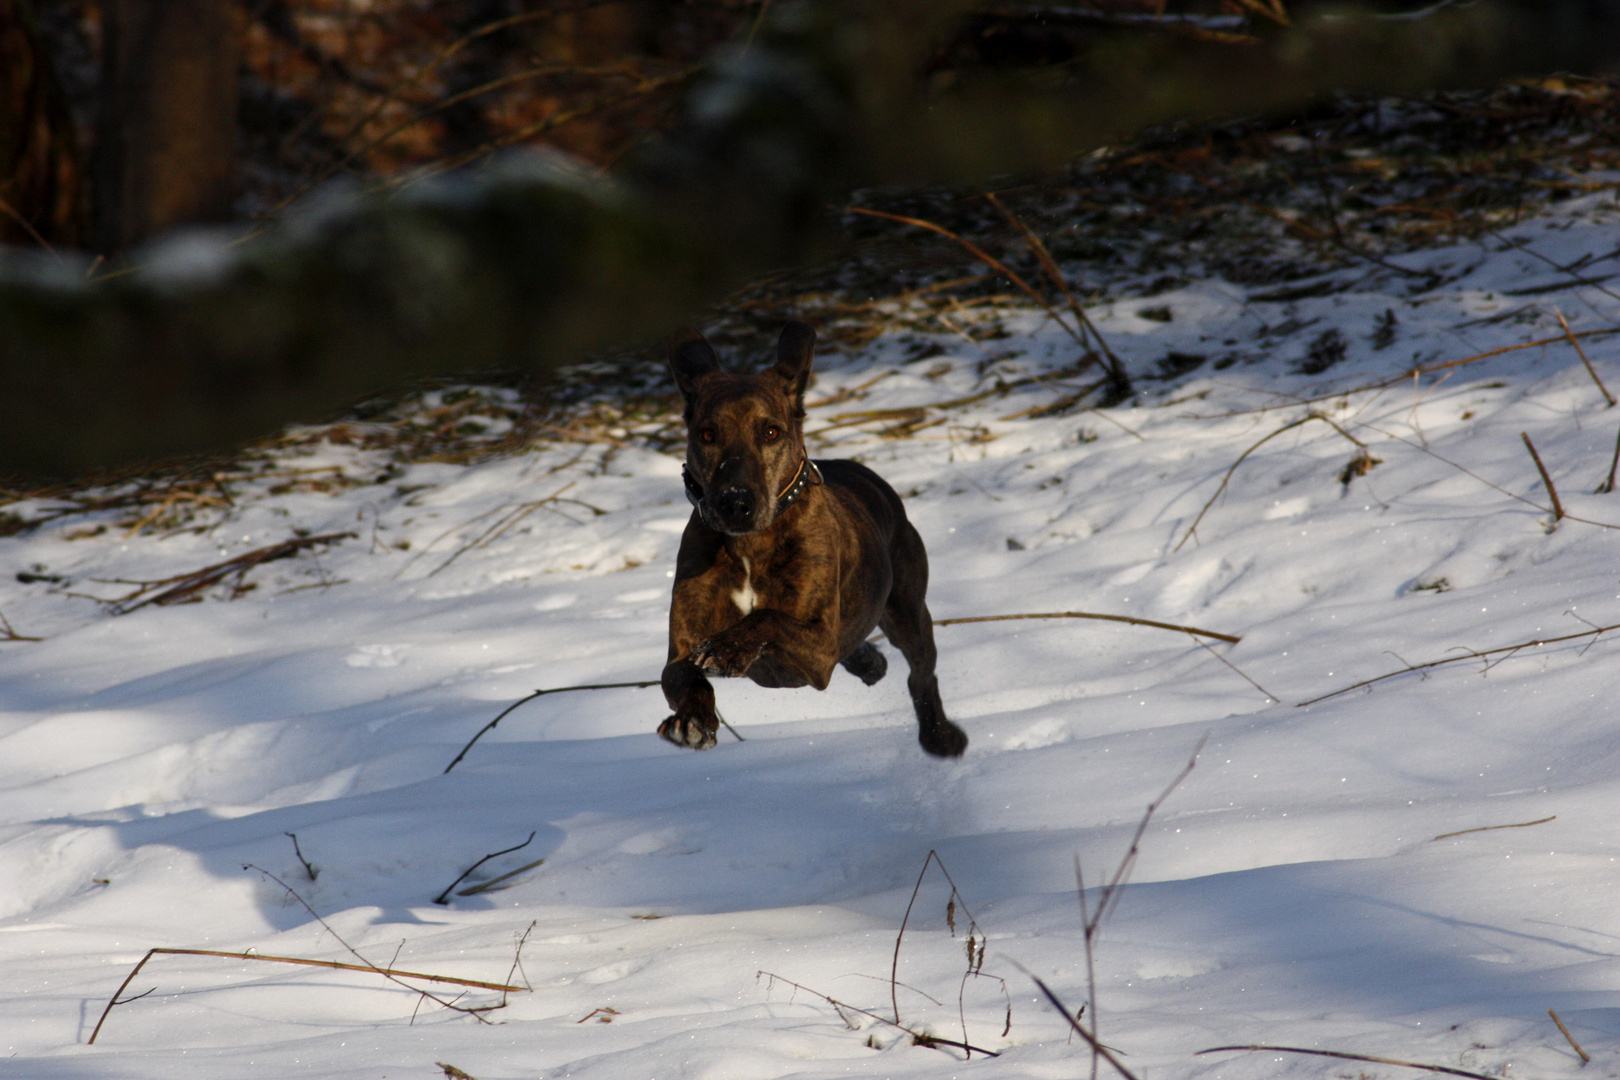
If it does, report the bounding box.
[880,521,968,758]
[840,640,888,686]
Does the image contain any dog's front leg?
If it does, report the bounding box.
[690,609,839,688]
[659,657,720,750]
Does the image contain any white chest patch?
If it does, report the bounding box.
[731,557,758,615]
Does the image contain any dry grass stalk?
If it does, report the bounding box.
[1194,329,1618,420]
[1555,310,1615,406]
[934,610,1240,644]
[0,610,41,642]
[95,532,356,615]
[444,681,661,773]
[1599,421,1620,494]
[434,832,538,905]
[843,206,1120,396]
[1549,1008,1591,1064]
[88,944,526,1044]
[1433,815,1555,841]
[285,832,318,881]
[437,1063,479,1080]
[1189,636,1278,702]
[886,849,1009,1058]
[758,971,1001,1059]
[1014,966,1140,1080]
[1198,1045,1501,1080]
[1358,421,1620,532]
[1175,412,1365,551]
[1521,432,1565,521]
[1299,621,1620,706]
[984,193,1130,399]
[1072,737,1204,1080]
[457,858,547,898]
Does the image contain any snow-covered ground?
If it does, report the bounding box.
[7,186,1620,1080]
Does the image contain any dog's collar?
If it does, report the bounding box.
[774,457,823,513]
[682,458,822,517]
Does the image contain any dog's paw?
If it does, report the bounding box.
[659,713,718,750]
[840,641,888,686]
[690,635,765,678]
[919,718,969,759]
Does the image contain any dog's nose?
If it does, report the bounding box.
[713,485,756,528]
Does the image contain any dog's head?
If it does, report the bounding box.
[669,322,816,536]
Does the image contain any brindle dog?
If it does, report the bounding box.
[659,321,968,758]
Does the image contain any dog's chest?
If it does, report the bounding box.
[730,557,759,615]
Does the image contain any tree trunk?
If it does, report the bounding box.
[0,0,85,249]
[93,0,243,253]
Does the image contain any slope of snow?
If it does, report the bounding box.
[6,192,1620,1080]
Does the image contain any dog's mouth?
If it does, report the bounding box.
[683,459,821,536]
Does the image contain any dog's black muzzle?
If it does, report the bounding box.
[683,458,821,536]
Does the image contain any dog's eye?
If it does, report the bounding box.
[699,428,717,444]
[763,425,780,443]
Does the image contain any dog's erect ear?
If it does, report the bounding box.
[669,328,721,399]
[770,321,815,405]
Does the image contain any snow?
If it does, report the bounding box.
[6,189,1620,1080]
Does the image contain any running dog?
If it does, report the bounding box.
[658,321,968,757]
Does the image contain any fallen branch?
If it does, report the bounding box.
[1433,815,1555,841]
[1299,622,1620,706]
[444,681,659,773]
[1197,1045,1503,1080]
[435,832,537,905]
[758,971,1000,1059]
[934,611,1239,645]
[97,533,356,614]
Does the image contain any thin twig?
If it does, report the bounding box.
[1199,1046,1500,1080]
[1300,622,1620,706]
[1190,636,1278,701]
[444,681,659,773]
[1549,1008,1591,1064]
[1009,964,1140,1080]
[1434,815,1555,840]
[1555,310,1615,406]
[1521,432,1565,521]
[934,610,1240,644]
[0,609,42,642]
[285,832,318,881]
[456,858,546,897]
[435,833,537,905]
[1175,413,1362,551]
[759,971,1000,1059]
